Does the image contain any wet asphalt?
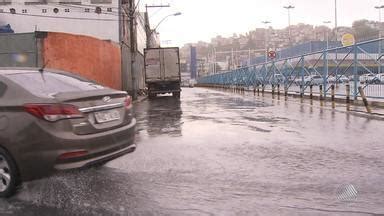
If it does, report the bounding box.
[1,87,384,216]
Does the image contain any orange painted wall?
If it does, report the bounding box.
[43,32,122,90]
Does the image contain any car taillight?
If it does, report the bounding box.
[24,104,84,122]
[124,96,132,109]
[58,150,88,160]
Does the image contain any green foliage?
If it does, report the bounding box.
[352,19,379,41]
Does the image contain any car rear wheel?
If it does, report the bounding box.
[0,148,20,198]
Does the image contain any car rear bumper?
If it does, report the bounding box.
[54,144,136,170]
[18,119,136,181]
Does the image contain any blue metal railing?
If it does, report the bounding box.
[198,39,384,100]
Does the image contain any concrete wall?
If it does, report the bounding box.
[135,52,146,91]
[43,32,122,90]
[121,45,145,95]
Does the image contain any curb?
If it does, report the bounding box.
[133,96,148,104]
[198,86,384,119]
[197,85,384,109]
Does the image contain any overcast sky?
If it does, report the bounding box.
[139,0,384,46]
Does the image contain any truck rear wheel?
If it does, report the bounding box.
[148,92,156,99]
[172,92,180,98]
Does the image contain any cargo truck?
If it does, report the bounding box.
[144,47,181,98]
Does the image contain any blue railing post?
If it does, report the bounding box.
[262,64,266,87]
[272,61,276,85]
[353,44,358,100]
[300,57,305,96]
[323,50,328,98]
[252,66,256,89]
[198,38,384,100]
[284,60,288,93]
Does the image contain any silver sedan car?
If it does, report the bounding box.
[0,68,136,197]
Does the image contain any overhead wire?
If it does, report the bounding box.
[133,0,141,13]
[0,10,118,21]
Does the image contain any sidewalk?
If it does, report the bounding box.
[202,86,384,120]
[133,95,148,104]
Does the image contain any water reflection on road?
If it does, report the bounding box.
[1,88,384,215]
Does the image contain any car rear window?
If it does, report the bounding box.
[5,72,105,98]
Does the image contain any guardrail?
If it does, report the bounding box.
[198,39,384,100]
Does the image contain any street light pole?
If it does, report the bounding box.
[334,0,339,84]
[323,21,331,49]
[262,21,271,63]
[284,5,295,46]
[147,12,181,48]
[323,21,332,87]
[151,12,181,34]
[375,5,384,75]
[335,0,338,40]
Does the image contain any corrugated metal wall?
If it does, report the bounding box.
[0,32,38,67]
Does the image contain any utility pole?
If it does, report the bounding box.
[144,12,151,48]
[145,4,171,48]
[213,47,217,74]
[284,5,295,46]
[334,0,338,83]
[118,0,126,91]
[248,48,251,66]
[129,0,137,100]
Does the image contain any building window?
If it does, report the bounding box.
[107,8,112,12]
[53,8,59,13]
[42,8,47,13]
[0,0,11,6]
[22,9,27,13]
[9,8,15,14]
[95,6,101,14]
[25,0,47,5]
[84,8,90,12]
[90,0,112,4]
[64,8,70,12]
[58,0,81,4]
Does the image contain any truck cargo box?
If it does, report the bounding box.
[144,47,181,98]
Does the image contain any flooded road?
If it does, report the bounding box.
[1,87,384,215]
